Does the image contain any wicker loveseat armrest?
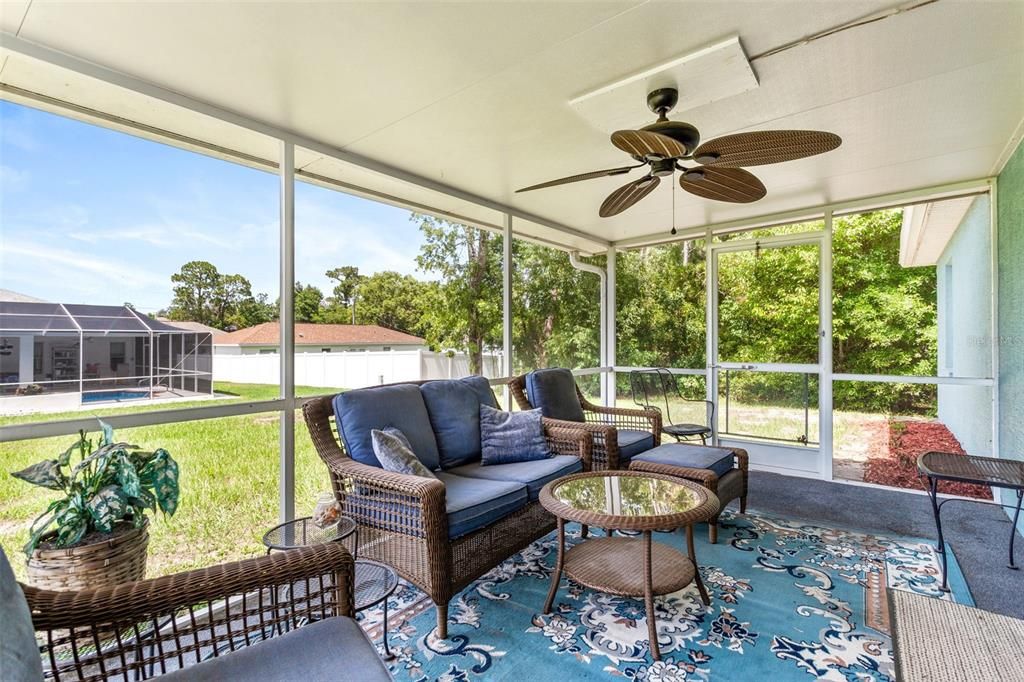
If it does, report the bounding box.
[578,393,662,438]
[325,457,448,540]
[543,423,594,470]
[23,543,356,681]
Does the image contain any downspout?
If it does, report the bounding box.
[568,251,607,404]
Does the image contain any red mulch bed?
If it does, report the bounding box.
[863,419,992,499]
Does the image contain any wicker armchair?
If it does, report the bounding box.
[17,543,390,681]
[303,389,592,639]
[510,370,661,471]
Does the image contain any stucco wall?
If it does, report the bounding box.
[936,195,993,456]
[997,139,1024,524]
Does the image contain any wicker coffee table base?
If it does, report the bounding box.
[543,520,710,661]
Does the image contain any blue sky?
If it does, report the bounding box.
[0,101,425,313]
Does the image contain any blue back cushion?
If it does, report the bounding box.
[333,384,440,470]
[420,377,496,469]
[525,368,585,422]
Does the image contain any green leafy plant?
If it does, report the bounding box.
[11,421,179,556]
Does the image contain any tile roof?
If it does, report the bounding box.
[213,322,426,346]
[156,318,224,335]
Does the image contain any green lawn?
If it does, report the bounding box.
[0,383,336,581]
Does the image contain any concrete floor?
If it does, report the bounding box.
[749,470,1024,619]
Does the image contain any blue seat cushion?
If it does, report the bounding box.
[420,378,497,469]
[436,472,529,538]
[525,368,585,422]
[631,444,736,479]
[614,429,656,466]
[448,455,583,500]
[333,384,440,470]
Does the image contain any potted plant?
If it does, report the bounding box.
[11,420,179,591]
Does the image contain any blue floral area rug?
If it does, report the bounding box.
[356,510,972,681]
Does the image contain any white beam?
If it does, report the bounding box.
[606,247,617,407]
[502,213,513,406]
[820,211,834,481]
[279,140,296,524]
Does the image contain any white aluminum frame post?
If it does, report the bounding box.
[279,141,296,524]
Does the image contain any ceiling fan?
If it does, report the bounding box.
[516,87,841,219]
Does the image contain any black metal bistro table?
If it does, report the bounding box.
[918,451,1024,591]
[261,516,398,659]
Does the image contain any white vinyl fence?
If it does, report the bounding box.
[213,350,501,389]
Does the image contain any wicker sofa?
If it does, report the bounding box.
[303,375,592,638]
[510,368,661,471]
[3,544,391,681]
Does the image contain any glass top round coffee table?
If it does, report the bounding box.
[539,471,720,661]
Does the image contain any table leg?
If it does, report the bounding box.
[643,530,660,661]
[543,518,566,614]
[380,593,395,660]
[686,525,710,606]
[1009,490,1023,570]
[927,476,950,592]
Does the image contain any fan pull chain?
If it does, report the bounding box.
[670,177,677,235]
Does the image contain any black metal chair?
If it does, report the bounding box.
[630,368,714,445]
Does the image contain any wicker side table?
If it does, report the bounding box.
[539,471,719,661]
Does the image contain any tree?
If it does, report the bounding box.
[326,266,364,308]
[168,261,274,329]
[353,270,430,334]
[293,282,324,323]
[414,214,503,373]
[168,261,221,326]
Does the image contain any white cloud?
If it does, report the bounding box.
[0,164,29,191]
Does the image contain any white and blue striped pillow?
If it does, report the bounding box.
[370,427,438,479]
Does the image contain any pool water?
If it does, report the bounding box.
[82,390,150,403]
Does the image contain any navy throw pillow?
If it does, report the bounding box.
[479,404,551,465]
[370,428,438,479]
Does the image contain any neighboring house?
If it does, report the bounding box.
[0,289,48,303]
[156,318,225,335]
[213,322,427,355]
[0,301,213,408]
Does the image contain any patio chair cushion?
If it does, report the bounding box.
[334,384,440,470]
[631,443,736,479]
[448,455,583,501]
[0,548,44,682]
[436,472,529,539]
[421,377,496,469]
[160,616,392,682]
[614,429,657,466]
[371,428,438,479]
[525,368,586,422]
[479,405,551,465]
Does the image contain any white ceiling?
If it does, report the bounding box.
[1,0,1021,251]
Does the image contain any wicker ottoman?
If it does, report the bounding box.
[628,443,748,543]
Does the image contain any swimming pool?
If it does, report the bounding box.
[82,390,150,403]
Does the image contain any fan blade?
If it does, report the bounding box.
[515,164,641,193]
[692,130,841,167]
[680,167,766,203]
[611,130,687,160]
[599,176,660,218]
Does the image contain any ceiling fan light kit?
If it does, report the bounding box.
[518,87,842,223]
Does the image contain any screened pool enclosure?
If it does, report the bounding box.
[0,301,212,412]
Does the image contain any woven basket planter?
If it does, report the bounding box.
[27,520,149,591]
